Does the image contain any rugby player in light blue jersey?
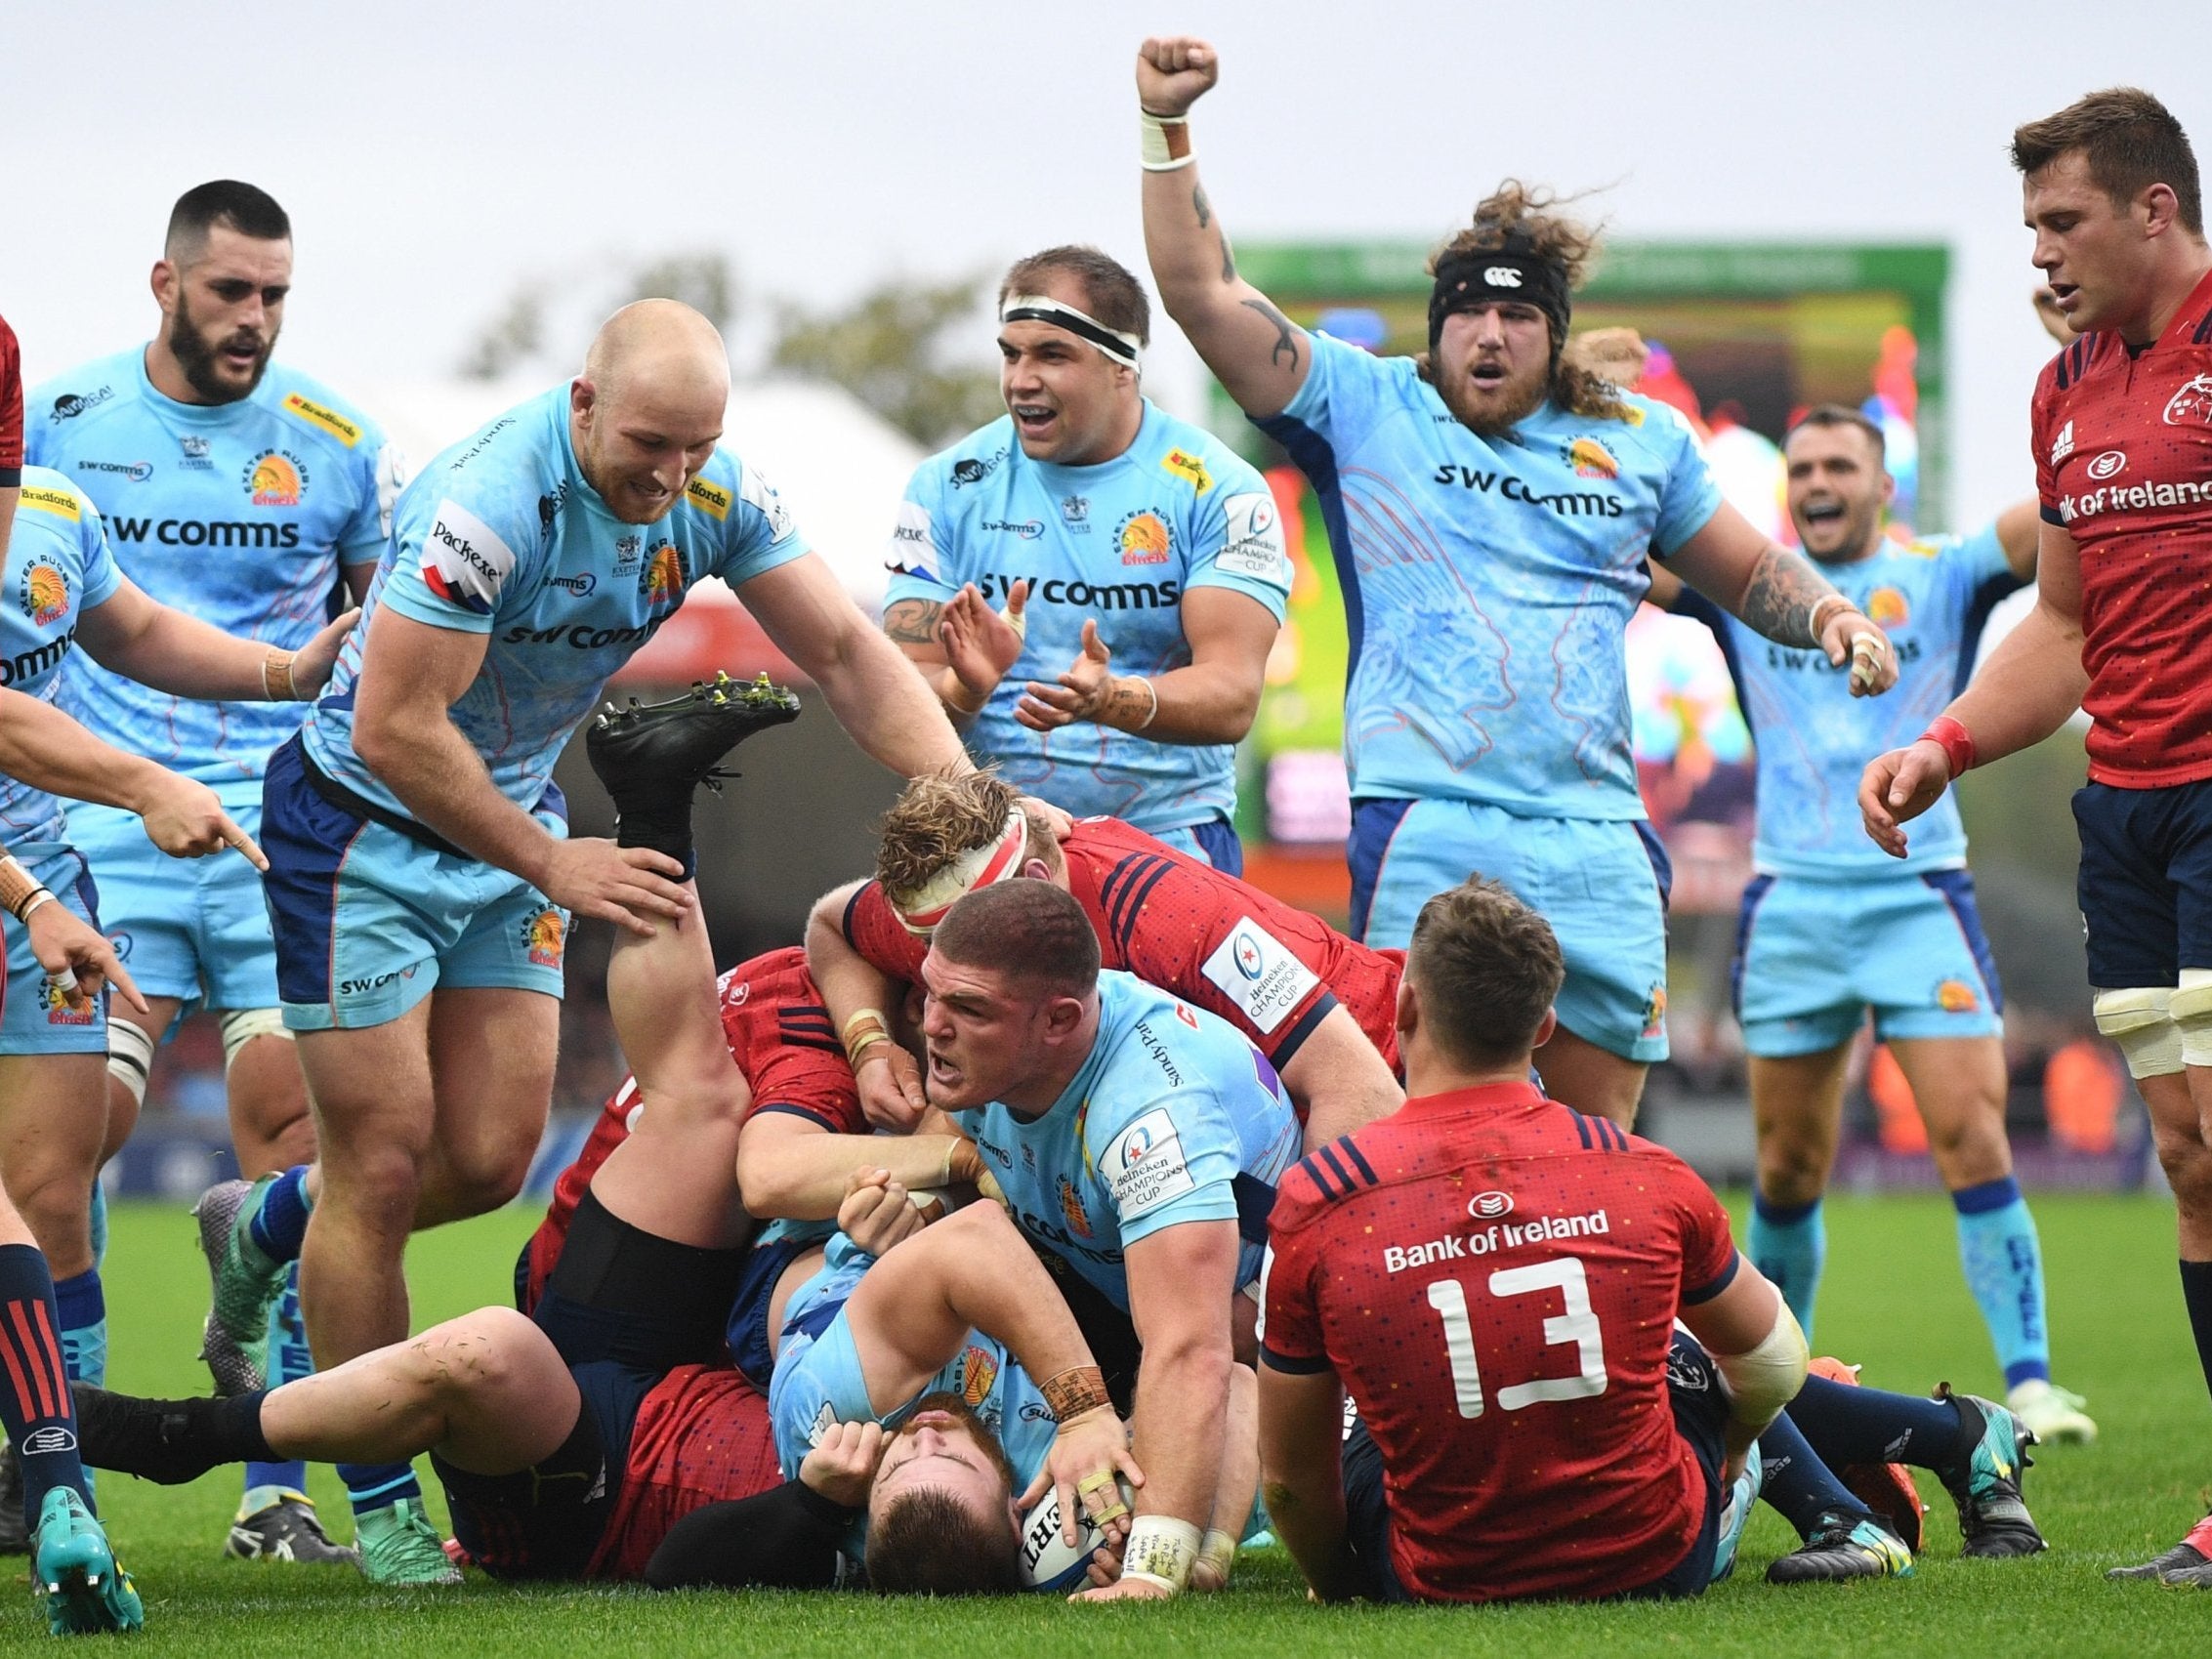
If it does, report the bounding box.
[25,180,396,1565]
[1649,404,2093,1445]
[220,300,967,1584]
[0,461,350,1590]
[1136,37,1899,1127]
[917,880,1299,1600]
[882,247,1288,875]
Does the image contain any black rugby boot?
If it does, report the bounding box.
[585,672,801,874]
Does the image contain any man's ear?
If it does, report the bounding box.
[1395,976,1420,1046]
[1531,1007,1560,1050]
[1045,994,1089,1040]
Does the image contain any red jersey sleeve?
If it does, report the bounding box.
[841,882,927,982]
[1661,1150,1739,1306]
[0,313,22,483]
[718,953,864,1135]
[745,1042,863,1135]
[2029,354,2063,524]
[1258,1162,1333,1373]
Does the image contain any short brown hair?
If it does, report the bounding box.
[1787,404,1887,463]
[867,1488,1023,1596]
[1422,181,1630,423]
[1405,879,1564,1068]
[931,881,1100,1000]
[998,246,1151,347]
[877,771,1058,902]
[2013,88,2201,235]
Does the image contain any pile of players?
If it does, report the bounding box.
[1,30,2208,1638]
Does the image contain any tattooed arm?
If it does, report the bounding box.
[1665,501,1900,693]
[1136,37,1311,420]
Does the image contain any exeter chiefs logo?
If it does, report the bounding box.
[1936,978,1981,1014]
[960,1344,999,1407]
[1640,982,1668,1041]
[44,980,93,1026]
[1117,510,1171,566]
[244,449,308,507]
[1866,587,1909,629]
[2164,374,2212,429]
[20,563,69,627]
[1563,435,1620,479]
[640,543,686,604]
[1058,1177,1092,1238]
[523,907,566,969]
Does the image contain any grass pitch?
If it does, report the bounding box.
[43,1192,2212,1655]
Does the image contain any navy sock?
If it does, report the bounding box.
[1755,1410,1874,1537]
[248,1166,313,1265]
[1787,1373,1966,1473]
[0,1244,91,1519]
[2181,1261,2212,1407]
[339,1462,422,1516]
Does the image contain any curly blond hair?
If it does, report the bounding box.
[1420,180,1632,423]
[875,770,1059,902]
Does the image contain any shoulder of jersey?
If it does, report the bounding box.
[916,416,1018,492]
[681,444,746,524]
[1608,390,1693,441]
[1894,531,1962,562]
[24,350,141,435]
[260,363,387,455]
[1141,407,1263,501]
[1280,1134,1383,1215]
[12,466,96,525]
[2040,332,2110,398]
[408,392,563,541]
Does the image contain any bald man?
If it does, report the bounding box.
[233,301,968,1584]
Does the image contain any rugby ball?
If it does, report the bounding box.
[1017,1482,1126,1593]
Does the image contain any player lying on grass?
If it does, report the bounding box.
[808,768,1404,1147]
[1259,878,2047,1602]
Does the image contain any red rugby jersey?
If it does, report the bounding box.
[589,1364,785,1579]
[1,313,23,483]
[1261,1082,1737,1603]
[520,947,860,1308]
[843,815,1403,1069]
[2031,264,2212,786]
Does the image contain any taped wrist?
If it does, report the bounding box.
[1714,1301,1809,1436]
[1121,1514,1201,1594]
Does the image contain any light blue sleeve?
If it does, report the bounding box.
[883,462,957,605]
[1086,1084,1242,1248]
[1184,450,1291,622]
[74,498,123,611]
[339,414,404,567]
[713,455,814,586]
[1646,404,1727,558]
[1273,329,1371,445]
[1949,521,2014,596]
[377,482,539,637]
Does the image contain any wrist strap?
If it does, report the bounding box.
[1040,1364,1112,1422]
[1922,715,1978,778]
[1806,593,1854,644]
[841,1008,891,1068]
[1122,1514,1200,1593]
[1129,676,1159,732]
[0,855,41,920]
[17,889,57,925]
[1141,109,1193,172]
[262,647,299,702]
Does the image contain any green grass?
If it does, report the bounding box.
[48,1193,2212,1654]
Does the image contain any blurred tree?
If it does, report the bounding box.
[457,285,547,381]
[769,275,1002,447]
[626,252,738,332]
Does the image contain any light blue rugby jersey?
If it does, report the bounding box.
[0,471,122,849]
[24,350,396,788]
[1256,331,1725,818]
[768,1233,1060,1554]
[954,971,1301,1311]
[302,386,809,817]
[884,403,1290,832]
[1695,525,2021,877]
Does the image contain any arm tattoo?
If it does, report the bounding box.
[881,598,944,646]
[1240,298,1302,370]
[1220,230,1237,285]
[1733,546,1836,647]
[1192,185,1212,228]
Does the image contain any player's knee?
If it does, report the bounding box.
[2153,1127,2212,1214]
[2093,986,2186,1080]
[328,1142,430,1228]
[4,1163,94,1255]
[406,1307,538,1399]
[1755,1139,1828,1205]
[442,1138,538,1218]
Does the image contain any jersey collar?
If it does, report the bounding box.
[1398,1078,1548,1118]
[134,342,261,427]
[2152,260,2212,353]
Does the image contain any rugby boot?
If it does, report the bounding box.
[585,672,801,870]
[1765,1509,1915,1583]
[1808,1357,1926,1554]
[1931,1383,2045,1558]
[194,1177,287,1396]
[226,1491,358,1566]
[2006,1378,2098,1445]
[355,1497,463,1587]
[0,1443,27,1554]
[2108,1511,2212,1581]
[69,1381,244,1486]
[32,1486,144,1636]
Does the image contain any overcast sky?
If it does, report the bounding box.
[7,0,2203,526]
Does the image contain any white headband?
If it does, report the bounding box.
[891,804,1032,935]
[999,294,1142,367]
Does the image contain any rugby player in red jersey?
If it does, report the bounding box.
[1257,880,2045,1601]
[806,770,1404,1146]
[1860,87,2212,1588]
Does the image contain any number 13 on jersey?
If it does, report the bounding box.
[1425,1258,1609,1418]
